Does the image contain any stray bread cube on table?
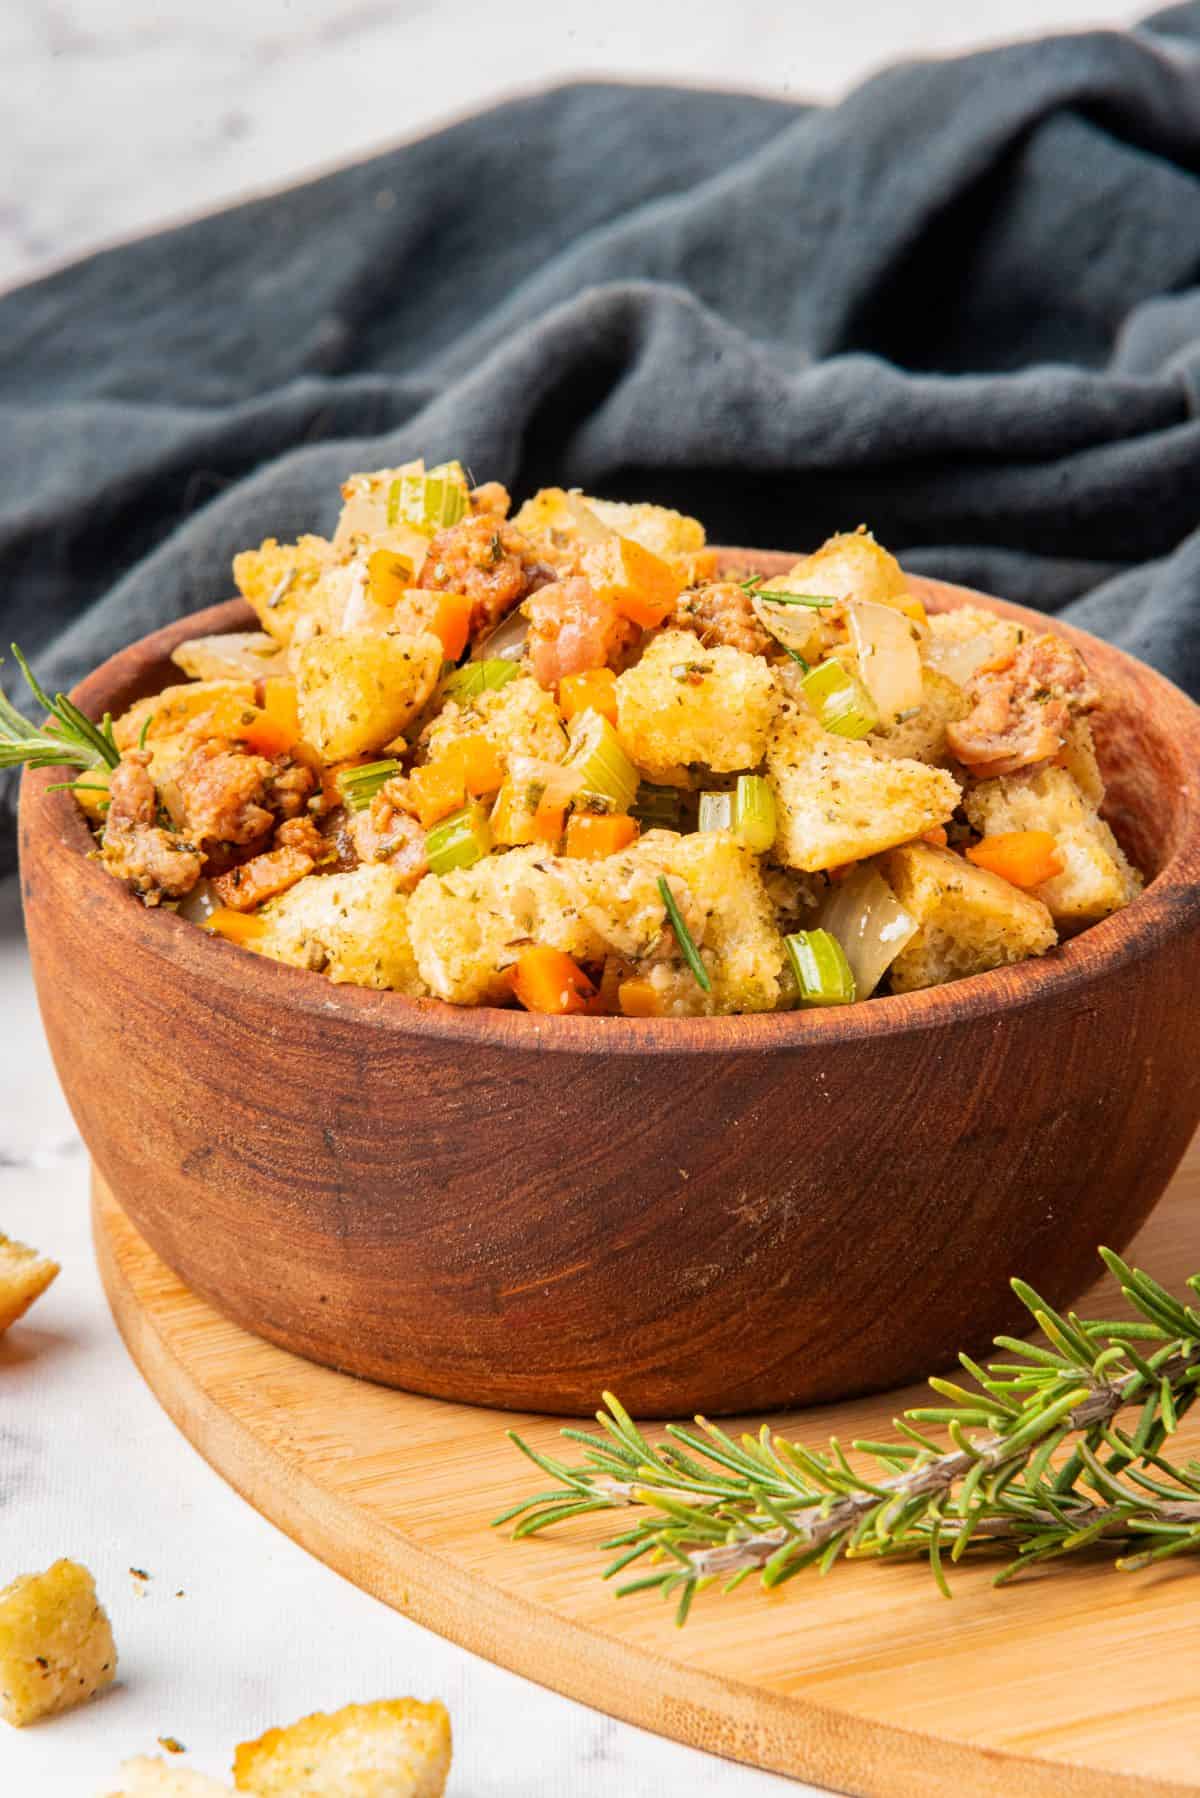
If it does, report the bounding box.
[964,764,1141,929]
[0,1232,59,1333]
[0,1559,116,1726]
[615,629,778,780]
[767,707,960,872]
[233,1696,451,1798]
[103,1758,234,1796]
[882,841,1057,993]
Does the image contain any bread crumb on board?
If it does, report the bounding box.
[0,1231,60,1334]
[233,1696,452,1796]
[0,1559,116,1726]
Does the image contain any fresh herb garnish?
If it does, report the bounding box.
[657,875,711,993]
[0,646,120,772]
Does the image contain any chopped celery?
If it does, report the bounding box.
[631,781,682,831]
[658,876,711,993]
[336,759,402,813]
[441,659,521,703]
[426,801,492,874]
[784,928,856,1007]
[801,659,879,739]
[564,708,639,815]
[733,775,776,852]
[698,791,734,833]
[386,460,469,534]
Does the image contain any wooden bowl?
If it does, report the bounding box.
[19,555,1200,1416]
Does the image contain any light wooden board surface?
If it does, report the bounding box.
[93,1140,1200,1798]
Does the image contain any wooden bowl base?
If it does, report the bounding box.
[94,1141,1200,1798]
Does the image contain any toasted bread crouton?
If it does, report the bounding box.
[233,536,337,647]
[882,842,1056,992]
[103,1758,233,1795]
[407,846,609,1004]
[767,707,960,872]
[0,1232,59,1334]
[615,630,777,780]
[420,675,567,773]
[257,866,427,994]
[1057,716,1105,808]
[871,669,969,767]
[0,1560,116,1726]
[626,830,787,1014]
[114,682,258,756]
[233,1696,451,1797]
[783,530,911,611]
[296,632,443,761]
[583,498,706,559]
[922,605,1024,688]
[964,766,1141,928]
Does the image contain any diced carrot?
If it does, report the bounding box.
[422,590,474,661]
[585,537,681,629]
[897,595,928,625]
[448,733,505,797]
[564,813,639,859]
[490,780,535,847]
[511,945,595,1015]
[966,829,1064,888]
[212,845,315,911]
[261,677,300,740]
[617,976,661,1017]
[366,548,415,609]
[532,801,565,845]
[409,759,466,828]
[559,667,619,726]
[921,825,949,848]
[201,907,267,946]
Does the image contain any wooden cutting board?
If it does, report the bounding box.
[93,1140,1200,1798]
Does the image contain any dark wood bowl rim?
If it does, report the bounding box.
[21,558,1200,1061]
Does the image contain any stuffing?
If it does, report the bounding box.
[767,706,960,872]
[964,765,1141,928]
[420,675,567,773]
[233,536,337,646]
[257,865,427,993]
[0,1560,116,1726]
[232,1697,451,1797]
[0,1232,60,1334]
[780,529,913,611]
[296,631,443,761]
[882,842,1057,992]
[922,605,1025,688]
[870,669,969,767]
[946,631,1099,777]
[615,630,778,780]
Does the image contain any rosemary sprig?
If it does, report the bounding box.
[740,577,837,609]
[0,645,120,772]
[657,875,711,993]
[497,1248,1200,1622]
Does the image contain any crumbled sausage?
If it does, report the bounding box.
[349,791,428,889]
[275,815,326,859]
[469,481,512,519]
[524,576,640,688]
[100,751,203,904]
[669,583,773,657]
[947,633,1099,777]
[418,515,546,636]
[212,844,316,911]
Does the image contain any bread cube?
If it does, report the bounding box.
[0,1559,116,1726]
[871,669,968,767]
[882,842,1056,992]
[296,631,442,761]
[922,605,1023,688]
[420,676,567,772]
[767,707,960,872]
[233,536,337,647]
[114,681,257,756]
[104,1759,233,1795]
[1057,716,1105,809]
[964,765,1140,928]
[626,830,787,1014]
[258,866,427,994]
[782,530,911,610]
[233,1696,451,1797]
[615,630,777,780]
[0,1232,60,1333]
[582,498,706,558]
[407,847,609,1005]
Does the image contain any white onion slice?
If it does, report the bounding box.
[846,601,924,722]
[471,606,531,663]
[819,864,918,998]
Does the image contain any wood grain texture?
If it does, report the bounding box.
[94,1141,1200,1798]
[20,560,1200,1415]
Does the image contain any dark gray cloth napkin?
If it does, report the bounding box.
[3,6,1200,868]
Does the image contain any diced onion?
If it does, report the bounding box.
[471,608,530,663]
[506,755,585,810]
[698,791,734,833]
[175,879,220,925]
[818,864,918,998]
[846,602,924,722]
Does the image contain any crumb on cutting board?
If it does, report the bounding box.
[0,1558,116,1726]
[233,1697,452,1796]
[0,1231,60,1334]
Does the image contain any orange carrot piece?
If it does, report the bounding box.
[564,813,639,859]
[423,590,474,661]
[617,976,661,1017]
[409,760,466,828]
[450,733,505,797]
[201,907,268,946]
[261,677,300,740]
[366,548,415,609]
[237,708,297,758]
[559,667,619,726]
[966,829,1064,888]
[532,801,565,845]
[921,825,949,848]
[212,845,315,912]
[511,945,595,1015]
[585,537,681,629]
